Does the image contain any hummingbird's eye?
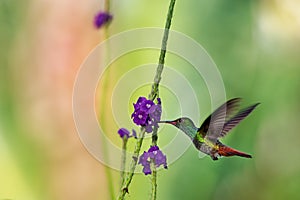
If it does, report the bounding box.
[177,118,182,123]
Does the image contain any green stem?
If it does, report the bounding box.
[118,0,177,199]
[150,160,157,200]
[150,126,158,200]
[149,0,176,197]
[100,40,115,200]
[151,127,158,147]
[120,136,128,188]
[149,0,177,101]
[99,1,115,199]
[118,129,146,200]
[101,142,115,199]
[104,0,110,13]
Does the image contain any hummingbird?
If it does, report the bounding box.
[160,98,259,160]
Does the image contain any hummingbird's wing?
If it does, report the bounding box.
[220,103,260,137]
[198,98,242,138]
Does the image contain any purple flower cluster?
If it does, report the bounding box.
[118,128,137,139]
[139,145,167,175]
[131,97,162,133]
[94,11,113,29]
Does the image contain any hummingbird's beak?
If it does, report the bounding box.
[158,120,170,123]
[159,120,176,125]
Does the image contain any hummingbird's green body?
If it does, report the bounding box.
[160,98,259,160]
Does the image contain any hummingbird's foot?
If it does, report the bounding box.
[211,153,221,161]
[211,156,218,161]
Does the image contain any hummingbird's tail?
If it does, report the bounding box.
[218,145,252,158]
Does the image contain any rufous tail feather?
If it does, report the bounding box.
[218,146,252,158]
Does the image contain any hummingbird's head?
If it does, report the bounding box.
[159,117,197,137]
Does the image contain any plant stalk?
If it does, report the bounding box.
[118,0,177,199]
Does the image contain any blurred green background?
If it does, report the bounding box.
[1,0,300,199]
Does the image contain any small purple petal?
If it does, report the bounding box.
[118,128,130,138]
[154,150,167,167]
[132,110,148,125]
[145,126,153,133]
[141,100,154,112]
[138,151,149,165]
[143,163,152,175]
[148,145,159,152]
[137,96,147,104]
[139,151,152,175]
[145,119,154,133]
[132,129,137,138]
[94,12,113,29]
[148,105,156,114]
[157,98,161,105]
[133,97,147,110]
[149,105,162,122]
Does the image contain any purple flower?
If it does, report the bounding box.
[138,145,167,175]
[118,128,130,138]
[132,110,148,125]
[131,96,162,133]
[117,128,137,139]
[94,11,113,29]
[133,97,147,110]
[148,145,167,169]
